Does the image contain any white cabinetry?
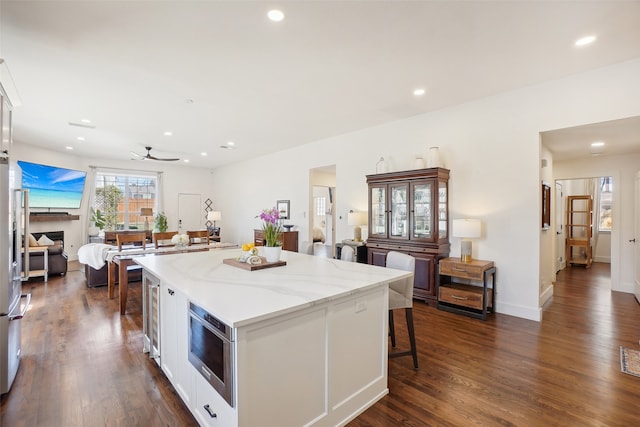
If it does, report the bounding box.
[192,367,236,427]
[159,282,193,406]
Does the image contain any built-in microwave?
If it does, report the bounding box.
[188,302,234,407]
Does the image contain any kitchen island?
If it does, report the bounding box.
[136,249,412,427]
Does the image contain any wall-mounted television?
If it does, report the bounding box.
[17,160,87,209]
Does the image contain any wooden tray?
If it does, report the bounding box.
[223,257,287,271]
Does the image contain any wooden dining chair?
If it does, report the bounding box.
[187,230,210,246]
[116,232,147,251]
[153,231,178,248]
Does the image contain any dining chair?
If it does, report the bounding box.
[116,232,147,251]
[300,241,314,255]
[386,251,418,369]
[187,230,210,246]
[153,231,178,249]
[340,245,355,262]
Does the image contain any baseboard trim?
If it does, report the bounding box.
[496,302,541,322]
[540,284,554,307]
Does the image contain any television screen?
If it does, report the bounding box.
[17,160,87,209]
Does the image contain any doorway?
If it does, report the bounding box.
[178,193,202,231]
[555,177,612,275]
[309,166,336,258]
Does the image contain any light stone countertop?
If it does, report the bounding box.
[135,248,412,328]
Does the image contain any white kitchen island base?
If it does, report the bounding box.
[137,250,411,427]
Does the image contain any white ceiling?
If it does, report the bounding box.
[542,116,640,161]
[2,1,640,168]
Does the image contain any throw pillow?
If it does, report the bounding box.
[29,234,38,247]
[37,234,55,246]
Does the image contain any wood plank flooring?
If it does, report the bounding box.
[1,261,639,426]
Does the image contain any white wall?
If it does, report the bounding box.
[12,143,214,261]
[540,144,554,307]
[555,153,640,293]
[211,58,640,321]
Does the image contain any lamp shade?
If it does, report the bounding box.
[207,211,222,222]
[452,218,481,238]
[347,211,365,226]
[140,208,153,216]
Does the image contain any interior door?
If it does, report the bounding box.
[634,172,640,303]
[177,193,202,231]
[555,181,565,273]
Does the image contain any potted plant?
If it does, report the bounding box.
[257,207,282,262]
[89,208,105,236]
[155,212,168,232]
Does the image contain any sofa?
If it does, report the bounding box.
[85,263,142,288]
[83,230,149,287]
[27,231,68,276]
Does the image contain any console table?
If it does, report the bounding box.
[437,257,496,320]
[254,229,298,252]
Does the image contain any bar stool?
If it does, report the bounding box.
[386,251,418,369]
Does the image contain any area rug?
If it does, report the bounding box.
[620,347,640,377]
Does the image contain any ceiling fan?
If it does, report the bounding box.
[131,146,180,161]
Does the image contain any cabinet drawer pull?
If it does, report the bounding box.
[452,267,468,272]
[203,404,217,418]
[451,295,469,300]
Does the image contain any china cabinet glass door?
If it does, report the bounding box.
[438,181,448,239]
[390,183,408,239]
[411,181,432,240]
[370,185,387,237]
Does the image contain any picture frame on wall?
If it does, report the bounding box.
[277,200,290,220]
[542,182,551,230]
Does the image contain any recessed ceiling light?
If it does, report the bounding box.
[163,131,173,136]
[575,35,596,47]
[591,141,605,147]
[413,88,426,97]
[81,118,91,124]
[77,136,85,141]
[201,152,207,156]
[268,9,285,22]
[227,141,235,146]
[65,146,73,150]
[183,159,189,163]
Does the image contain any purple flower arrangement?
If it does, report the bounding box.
[258,207,282,247]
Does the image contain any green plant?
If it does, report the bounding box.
[155,212,168,232]
[90,208,106,230]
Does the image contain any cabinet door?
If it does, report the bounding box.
[389,183,409,240]
[369,185,387,238]
[160,283,178,384]
[368,247,388,267]
[142,271,160,362]
[438,180,448,241]
[410,180,433,242]
[411,252,436,299]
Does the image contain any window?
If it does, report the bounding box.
[598,176,612,232]
[314,197,326,216]
[93,171,158,230]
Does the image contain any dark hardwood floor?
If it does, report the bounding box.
[1,262,639,426]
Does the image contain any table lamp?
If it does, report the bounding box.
[140,208,153,231]
[207,211,222,235]
[347,210,366,242]
[452,218,481,263]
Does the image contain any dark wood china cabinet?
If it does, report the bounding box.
[366,168,450,303]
